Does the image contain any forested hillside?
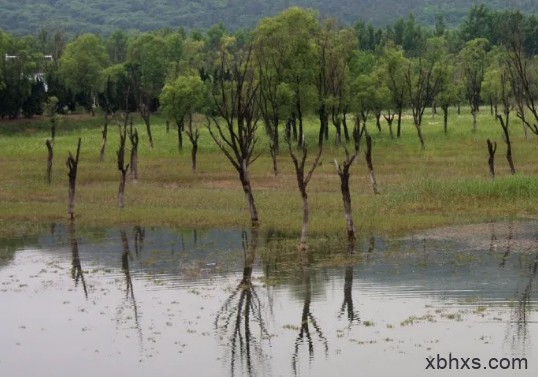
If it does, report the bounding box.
[0,0,537,35]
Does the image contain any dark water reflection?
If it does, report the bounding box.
[0,222,537,377]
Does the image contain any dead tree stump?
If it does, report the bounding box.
[66,138,81,220]
[117,124,129,208]
[45,139,53,184]
[128,120,139,181]
[487,139,497,179]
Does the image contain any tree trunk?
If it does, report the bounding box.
[186,116,199,173]
[130,146,138,181]
[118,171,127,208]
[342,112,350,142]
[45,139,53,184]
[442,105,448,135]
[318,104,327,147]
[333,115,342,146]
[142,112,153,149]
[191,143,198,173]
[66,138,81,220]
[384,113,394,139]
[374,110,381,132]
[339,170,355,241]
[472,109,477,132]
[415,122,425,150]
[300,193,309,250]
[99,113,108,162]
[177,121,183,151]
[297,102,304,148]
[396,108,402,138]
[291,113,297,141]
[50,117,56,141]
[487,139,497,179]
[239,166,259,227]
[270,145,278,176]
[117,124,129,208]
[365,134,380,194]
[497,113,515,175]
[129,124,139,181]
[166,120,170,134]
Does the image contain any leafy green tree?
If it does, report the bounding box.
[255,7,318,149]
[106,29,129,64]
[459,38,489,131]
[324,24,356,145]
[435,62,459,134]
[405,37,449,149]
[379,43,409,138]
[253,11,292,173]
[58,33,110,114]
[160,73,206,171]
[127,32,170,148]
[386,14,427,57]
[459,4,494,43]
[0,33,46,118]
[482,48,504,117]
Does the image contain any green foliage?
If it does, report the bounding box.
[2,1,538,36]
[58,33,110,109]
[160,73,206,124]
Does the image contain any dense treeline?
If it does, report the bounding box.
[0,0,537,36]
[0,4,537,157]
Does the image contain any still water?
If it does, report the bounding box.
[0,222,537,377]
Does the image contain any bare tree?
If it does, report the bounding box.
[496,70,516,175]
[207,41,260,226]
[334,122,363,241]
[66,138,81,220]
[287,137,323,250]
[505,14,538,137]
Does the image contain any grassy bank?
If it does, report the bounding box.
[1,108,537,238]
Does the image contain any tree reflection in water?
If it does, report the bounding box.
[507,250,538,353]
[133,226,145,257]
[292,249,328,376]
[69,220,87,298]
[339,239,360,325]
[215,229,269,377]
[119,230,143,348]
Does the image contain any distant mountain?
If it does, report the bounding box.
[0,0,536,35]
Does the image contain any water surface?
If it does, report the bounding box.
[0,222,536,376]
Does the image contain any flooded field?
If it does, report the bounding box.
[0,222,537,376]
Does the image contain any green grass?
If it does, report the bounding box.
[0,108,537,238]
